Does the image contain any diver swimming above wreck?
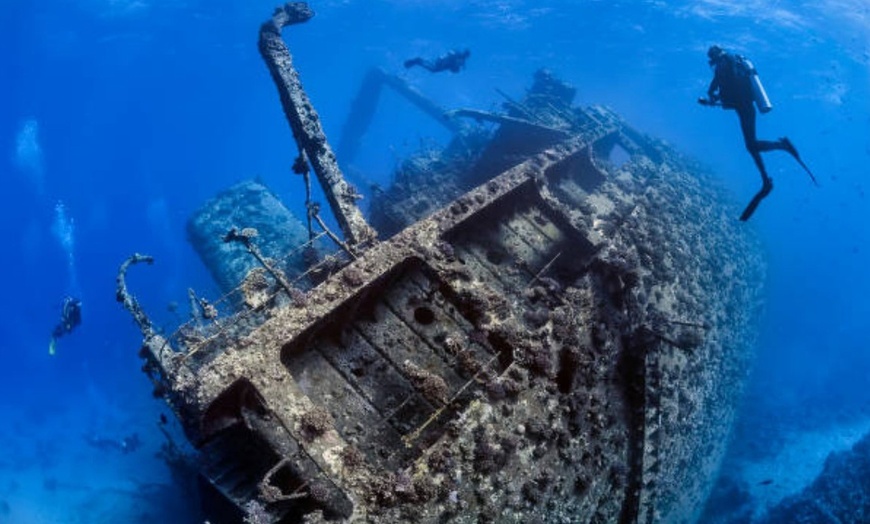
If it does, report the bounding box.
[404,49,471,74]
[117,3,764,523]
[699,44,817,221]
[49,295,82,356]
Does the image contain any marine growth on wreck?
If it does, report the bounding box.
[118,3,764,523]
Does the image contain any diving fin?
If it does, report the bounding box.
[796,157,818,186]
[740,178,773,222]
[780,137,819,186]
[49,336,57,356]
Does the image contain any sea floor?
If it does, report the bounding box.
[0,385,198,524]
[739,416,870,520]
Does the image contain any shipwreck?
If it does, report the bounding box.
[118,3,764,523]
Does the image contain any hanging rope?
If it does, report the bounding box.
[292,149,315,241]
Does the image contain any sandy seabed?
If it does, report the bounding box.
[739,416,870,519]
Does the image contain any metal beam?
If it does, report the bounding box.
[259,3,377,248]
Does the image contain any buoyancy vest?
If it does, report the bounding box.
[715,53,754,108]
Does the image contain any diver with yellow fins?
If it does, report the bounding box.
[698,45,817,221]
[49,296,82,355]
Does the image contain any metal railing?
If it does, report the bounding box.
[155,231,350,367]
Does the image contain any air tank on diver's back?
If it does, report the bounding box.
[743,58,773,113]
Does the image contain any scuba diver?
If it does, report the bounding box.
[49,296,82,355]
[698,45,817,221]
[404,49,471,73]
[86,432,141,454]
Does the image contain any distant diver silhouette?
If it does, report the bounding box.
[698,45,817,221]
[404,49,471,73]
[86,432,141,454]
[49,295,81,355]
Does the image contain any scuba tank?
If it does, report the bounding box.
[741,57,773,113]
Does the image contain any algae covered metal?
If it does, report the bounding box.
[118,3,764,523]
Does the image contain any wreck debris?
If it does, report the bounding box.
[115,253,155,339]
[119,3,765,523]
[225,227,295,297]
[258,2,376,248]
[187,288,204,326]
[338,68,464,164]
[188,181,315,295]
[446,108,572,140]
[307,203,358,260]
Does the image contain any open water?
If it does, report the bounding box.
[3,1,869,522]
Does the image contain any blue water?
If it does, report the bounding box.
[3,1,869,522]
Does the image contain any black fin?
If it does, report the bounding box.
[740,179,773,221]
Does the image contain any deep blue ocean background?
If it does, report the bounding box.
[3,0,869,522]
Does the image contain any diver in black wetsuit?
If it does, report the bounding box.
[404,49,470,73]
[49,296,81,355]
[699,45,814,221]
